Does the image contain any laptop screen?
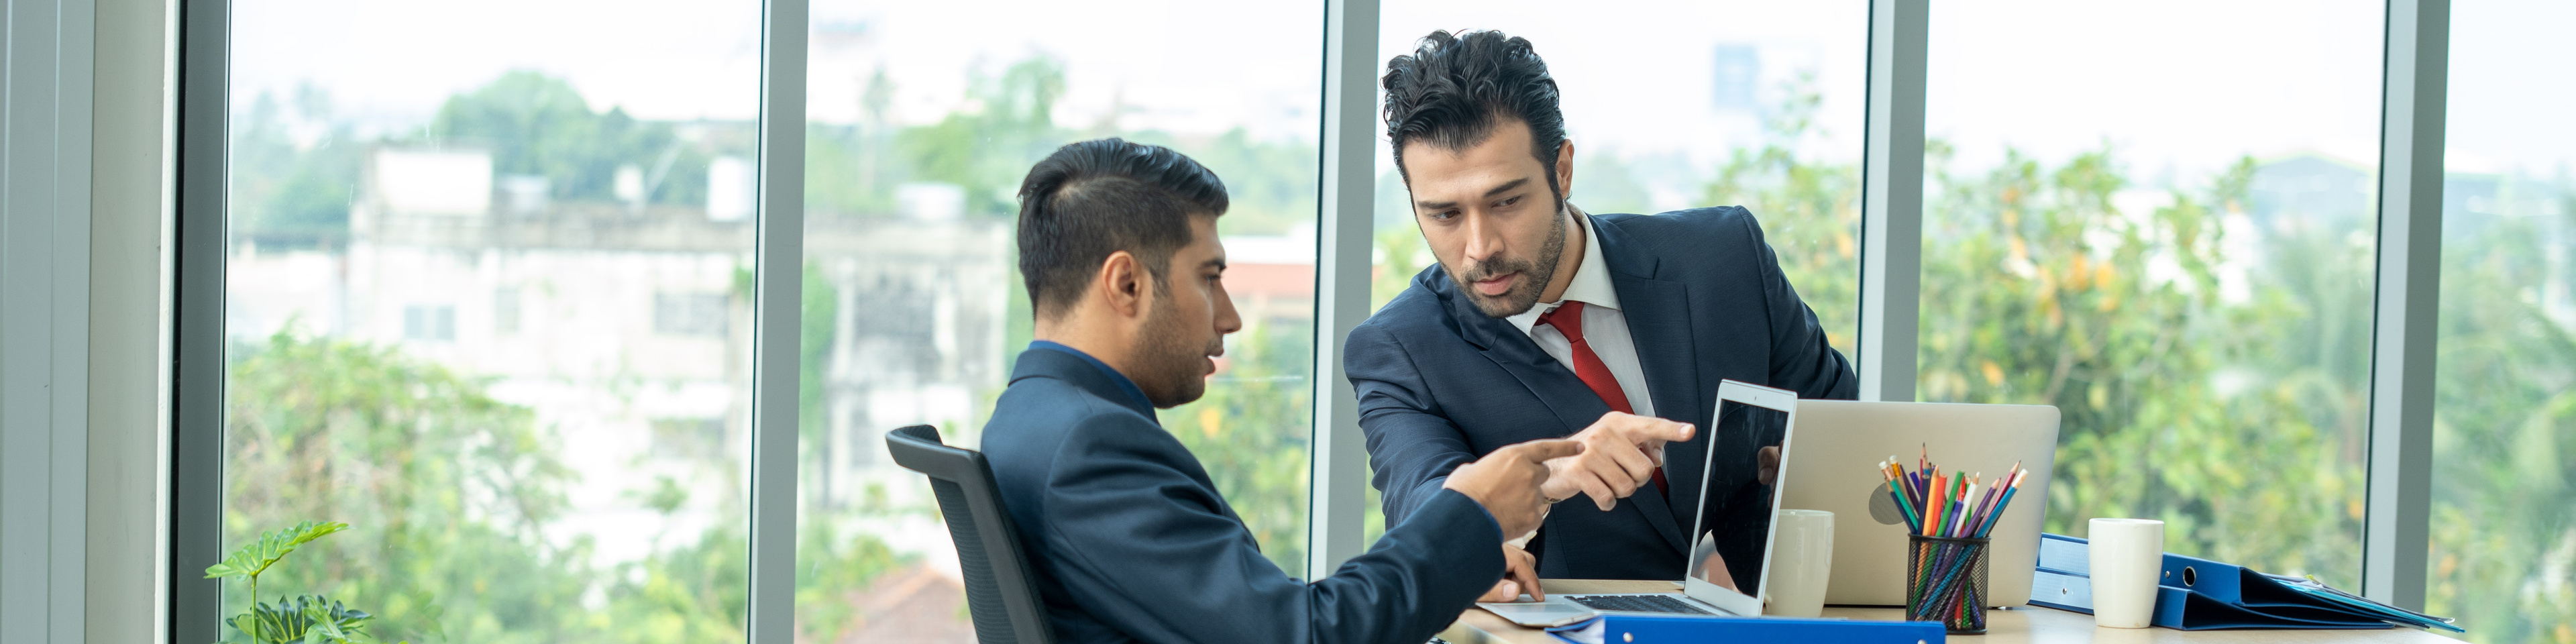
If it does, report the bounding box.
[1682,380,1796,614]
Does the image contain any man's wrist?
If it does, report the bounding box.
[1437,486,1506,544]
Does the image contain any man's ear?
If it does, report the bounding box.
[1554,140,1577,200]
[1096,250,1148,319]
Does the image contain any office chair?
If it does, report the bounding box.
[885,425,1055,644]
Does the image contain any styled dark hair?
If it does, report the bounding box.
[1016,138,1229,319]
[1381,30,1568,190]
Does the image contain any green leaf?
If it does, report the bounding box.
[222,594,375,644]
[205,521,351,580]
[302,602,350,643]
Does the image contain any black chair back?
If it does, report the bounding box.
[885,425,1055,644]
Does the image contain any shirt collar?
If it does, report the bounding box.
[1026,340,1157,415]
[1507,207,1623,335]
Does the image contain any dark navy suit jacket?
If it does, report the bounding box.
[983,345,1507,644]
[1346,207,1858,586]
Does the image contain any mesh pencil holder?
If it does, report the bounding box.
[1905,534,1991,634]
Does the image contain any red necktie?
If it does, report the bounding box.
[1536,301,1667,494]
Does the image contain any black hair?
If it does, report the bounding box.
[1381,30,1568,191]
[1016,138,1229,319]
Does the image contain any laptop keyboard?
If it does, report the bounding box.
[1566,594,1719,616]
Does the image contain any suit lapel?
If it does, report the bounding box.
[1444,285,1608,435]
[1442,264,1693,556]
[1596,216,1706,553]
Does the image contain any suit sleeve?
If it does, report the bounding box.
[1737,212,1860,401]
[1343,321,1484,525]
[1037,412,1503,644]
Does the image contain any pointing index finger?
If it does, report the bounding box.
[1650,420,1695,443]
[1514,439,1586,463]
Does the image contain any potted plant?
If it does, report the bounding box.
[205,521,404,644]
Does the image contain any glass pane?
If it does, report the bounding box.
[220,0,764,641]
[1921,1,2383,586]
[2430,0,2576,639]
[794,3,1323,639]
[1362,1,1869,543]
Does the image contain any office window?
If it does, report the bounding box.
[494,286,522,334]
[2430,0,2576,639]
[655,292,733,337]
[216,0,765,640]
[794,1,1324,639]
[1362,0,1870,542]
[651,417,730,460]
[1921,1,2383,586]
[400,304,455,342]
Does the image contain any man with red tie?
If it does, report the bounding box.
[1347,30,1859,600]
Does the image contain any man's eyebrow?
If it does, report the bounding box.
[1415,177,1534,210]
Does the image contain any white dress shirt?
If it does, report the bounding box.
[1505,210,1656,418]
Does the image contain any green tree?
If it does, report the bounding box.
[1163,319,1318,576]
[231,86,362,246]
[1693,78,2367,586]
[896,57,1070,218]
[1915,149,2361,582]
[226,331,593,643]
[2425,179,2576,643]
[428,70,724,206]
[1701,81,1860,355]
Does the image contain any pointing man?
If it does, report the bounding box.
[1349,30,1859,600]
[979,138,1582,643]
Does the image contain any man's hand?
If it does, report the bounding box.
[1445,439,1585,540]
[1477,544,1544,602]
[1541,412,1696,511]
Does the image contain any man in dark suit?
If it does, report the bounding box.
[980,138,1583,644]
[1350,30,1860,599]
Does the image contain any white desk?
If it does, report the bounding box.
[1441,580,2456,644]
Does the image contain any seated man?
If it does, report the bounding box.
[980,138,1580,644]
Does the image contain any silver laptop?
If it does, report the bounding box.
[1772,400,2058,606]
[1476,380,1801,627]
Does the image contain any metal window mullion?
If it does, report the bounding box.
[1307,0,1378,578]
[2362,0,2445,612]
[745,0,808,639]
[168,0,233,636]
[1857,0,1927,403]
[4,0,99,639]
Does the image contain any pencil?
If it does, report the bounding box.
[1974,469,2027,538]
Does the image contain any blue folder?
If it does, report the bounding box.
[2029,568,2092,614]
[1544,614,1946,644]
[2027,534,2456,631]
[2158,552,2455,631]
[2149,585,2391,630]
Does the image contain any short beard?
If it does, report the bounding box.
[1448,196,1570,319]
[1133,285,1219,408]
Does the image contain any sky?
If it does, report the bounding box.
[235,0,2573,181]
[1380,0,1872,166]
[1929,0,2390,184]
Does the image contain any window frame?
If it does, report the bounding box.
[162,1,2449,641]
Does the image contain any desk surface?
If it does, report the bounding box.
[1441,580,2458,644]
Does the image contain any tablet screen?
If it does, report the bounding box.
[1686,392,1791,598]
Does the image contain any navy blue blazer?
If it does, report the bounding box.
[1346,207,1858,586]
[983,346,1507,644]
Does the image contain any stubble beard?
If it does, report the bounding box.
[1451,197,1570,319]
[1134,290,1220,408]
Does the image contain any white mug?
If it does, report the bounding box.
[1764,509,1834,617]
[2089,518,2165,629]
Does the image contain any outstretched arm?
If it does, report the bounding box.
[1036,417,1576,644]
